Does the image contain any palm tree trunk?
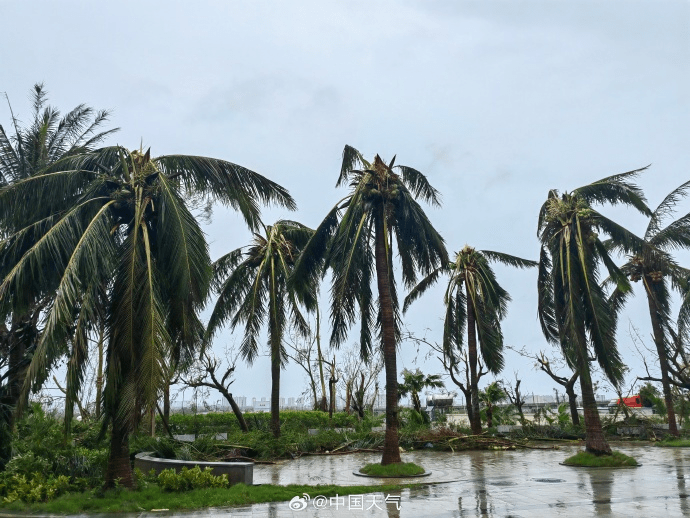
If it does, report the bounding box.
[104,421,133,488]
[6,313,29,429]
[270,342,281,438]
[466,285,482,435]
[413,393,421,414]
[95,324,105,420]
[329,354,337,418]
[465,392,474,428]
[646,289,679,436]
[316,309,328,412]
[486,406,493,428]
[163,383,171,430]
[375,209,401,465]
[577,352,611,455]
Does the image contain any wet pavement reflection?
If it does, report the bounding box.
[15,443,690,517]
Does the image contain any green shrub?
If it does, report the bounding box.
[6,405,108,487]
[157,466,229,492]
[4,452,52,475]
[0,472,72,503]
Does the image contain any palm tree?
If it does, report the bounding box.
[397,368,444,416]
[537,167,650,455]
[0,84,117,432]
[205,220,316,438]
[478,381,506,428]
[404,245,536,434]
[293,146,447,465]
[613,181,690,437]
[0,145,294,486]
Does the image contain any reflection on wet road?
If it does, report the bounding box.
[246,444,690,517]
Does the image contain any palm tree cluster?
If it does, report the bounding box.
[2,84,690,486]
[0,85,295,484]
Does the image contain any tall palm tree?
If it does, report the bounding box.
[397,368,444,415]
[0,84,117,433]
[537,167,650,455]
[613,181,690,436]
[293,146,447,465]
[404,245,536,434]
[0,145,294,486]
[205,220,316,438]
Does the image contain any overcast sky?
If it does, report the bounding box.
[2,0,689,405]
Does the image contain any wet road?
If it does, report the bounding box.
[242,443,690,517]
[10,443,690,517]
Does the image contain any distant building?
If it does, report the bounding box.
[524,394,555,404]
[254,397,270,412]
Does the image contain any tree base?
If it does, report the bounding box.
[563,451,638,467]
[356,462,428,477]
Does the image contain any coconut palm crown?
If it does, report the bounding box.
[537,166,651,454]
[404,245,536,433]
[0,145,295,486]
[205,220,316,438]
[292,145,448,464]
[0,84,117,449]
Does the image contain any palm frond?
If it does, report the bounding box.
[403,266,445,313]
[212,248,245,290]
[574,165,651,216]
[537,246,559,344]
[290,199,344,299]
[155,173,211,347]
[391,189,447,287]
[337,145,366,187]
[155,155,296,230]
[646,180,690,239]
[591,209,646,255]
[651,211,690,251]
[482,250,537,269]
[397,166,442,207]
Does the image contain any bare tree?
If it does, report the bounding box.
[634,322,690,390]
[509,345,581,426]
[328,354,338,418]
[180,351,248,432]
[285,309,329,411]
[502,372,526,425]
[337,344,383,419]
[632,322,690,425]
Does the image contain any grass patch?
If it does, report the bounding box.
[359,462,425,477]
[563,451,638,467]
[655,438,690,447]
[0,482,419,515]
